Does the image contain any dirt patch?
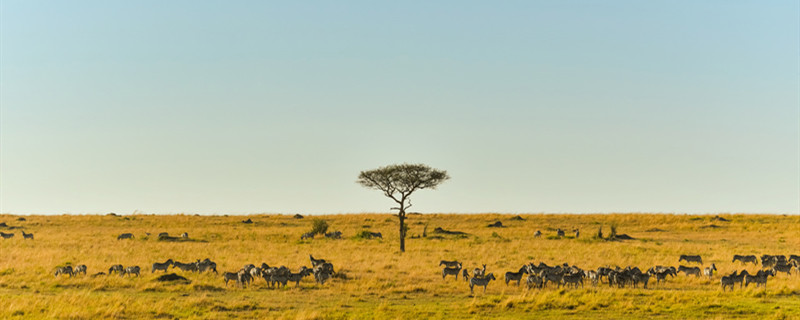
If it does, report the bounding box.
[509,215,525,221]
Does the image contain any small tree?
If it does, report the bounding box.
[310,219,329,235]
[357,163,449,252]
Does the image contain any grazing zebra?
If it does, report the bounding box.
[74,265,87,275]
[703,264,717,279]
[679,255,703,265]
[439,260,460,268]
[534,230,541,238]
[678,265,701,277]
[732,255,758,265]
[469,273,496,293]
[173,261,198,272]
[562,273,584,288]
[117,233,133,240]
[223,272,241,287]
[54,266,74,277]
[108,264,124,275]
[152,259,174,273]
[720,275,736,291]
[287,267,312,287]
[772,262,794,276]
[21,231,34,240]
[369,232,382,239]
[310,255,327,268]
[123,266,141,277]
[542,271,564,288]
[473,264,486,278]
[442,263,462,280]
[301,232,314,240]
[1,232,15,239]
[504,266,528,286]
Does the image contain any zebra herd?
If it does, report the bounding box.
[52,255,335,289]
[440,254,800,293]
[221,255,336,288]
[0,231,34,240]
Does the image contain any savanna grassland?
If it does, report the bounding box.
[0,213,799,319]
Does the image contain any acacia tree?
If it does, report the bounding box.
[357,163,450,252]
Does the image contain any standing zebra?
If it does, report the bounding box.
[21,231,34,240]
[703,264,717,279]
[442,263,462,281]
[54,266,74,277]
[0,232,14,239]
[108,264,124,275]
[504,266,528,286]
[679,255,703,265]
[533,230,542,238]
[117,233,134,240]
[469,273,496,293]
[152,259,174,273]
[123,266,141,277]
[473,264,487,278]
[74,265,87,276]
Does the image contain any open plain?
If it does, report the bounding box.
[0,213,798,319]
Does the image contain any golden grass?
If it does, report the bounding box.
[0,213,798,319]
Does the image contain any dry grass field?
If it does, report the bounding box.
[0,213,799,319]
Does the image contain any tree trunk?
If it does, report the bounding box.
[398,212,405,252]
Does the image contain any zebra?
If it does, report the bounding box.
[173,261,198,272]
[585,270,599,286]
[158,232,169,239]
[313,263,334,285]
[504,266,528,286]
[556,229,565,238]
[473,264,486,278]
[469,273,496,293]
[117,233,133,240]
[732,255,758,265]
[442,263,462,280]
[21,231,34,240]
[197,258,218,274]
[533,230,541,238]
[526,273,543,289]
[310,255,327,268]
[324,231,342,239]
[573,229,580,238]
[731,270,750,289]
[108,264,124,275]
[54,266,74,277]
[122,266,141,277]
[1,232,15,239]
[772,262,795,276]
[462,269,470,282]
[439,260,460,268]
[703,264,717,279]
[720,275,736,291]
[74,265,87,276]
[301,232,314,240]
[679,255,703,265]
[287,267,312,287]
[678,265,701,277]
[238,269,253,287]
[152,259,174,273]
[744,270,773,288]
[562,273,584,288]
[181,232,188,238]
[369,232,382,239]
[223,272,242,287]
[632,273,650,289]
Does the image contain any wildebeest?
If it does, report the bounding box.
[54,266,74,277]
[1,232,15,239]
[152,259,174,273]
[117,233,134,240]
[442,263,462,280]
[21,231,34,240]
[679,255,703,265]
[122,266,141,277]
[732,255,758,265]
[439,260,460,268]
[469,273,496,293]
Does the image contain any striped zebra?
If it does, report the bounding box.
[197,258,218,274]
[152,259,174,273]
[123,266,141,277]
[0,232,14,239]
[679,255,703,265]
[21,231,34,240]
[504,266,528,286]
[301,232,314,240]
[473,264,486,278]
[526,273,543,289]
[534,230,542,238]
[562,273,584,288]
[74,265,87,276]
[54,266,74,277]
[117,233,133,240]
[439,260,460,268]
[310,255,327,268]
[173,261,198,272]
[287,267,312,287]
[469,273,496,293]
[678,265,701,277]
[744,270,773,288]
[720,275,736,291]
[181,232,188,239]
[703,264,717,279]
[442,263,462,281]
[462,269,470,282]
[223,272,242,287]
[772,262,795,276]
[108,264,124,275]
[732,255,758,265]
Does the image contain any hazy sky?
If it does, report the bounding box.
[1,1,798,215]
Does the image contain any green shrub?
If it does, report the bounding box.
[311,219,329,235]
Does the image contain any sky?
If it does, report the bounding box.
[1,1,798,215]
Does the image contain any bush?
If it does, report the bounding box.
[354,230,372,239]
[311,219,329,235]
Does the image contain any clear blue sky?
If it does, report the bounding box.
[1,1,798,215]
